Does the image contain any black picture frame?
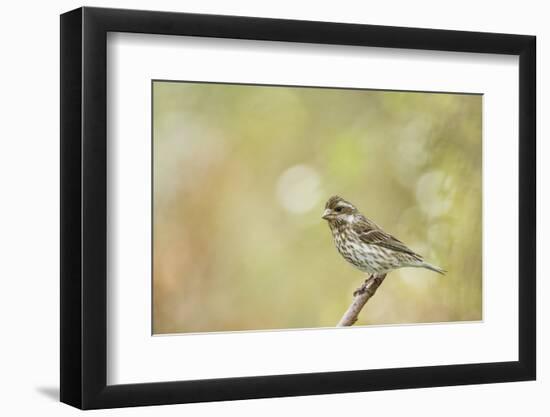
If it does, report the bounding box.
[60,6,536,410]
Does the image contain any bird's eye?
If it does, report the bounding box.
[335,206,343,213]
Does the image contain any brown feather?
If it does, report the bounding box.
[352,216,422,258]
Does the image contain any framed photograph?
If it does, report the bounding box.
[60,6,536,409]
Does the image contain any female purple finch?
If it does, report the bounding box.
[322,195,445,276]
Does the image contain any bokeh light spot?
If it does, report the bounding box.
[415,170,455,218]
[276,164,322,214]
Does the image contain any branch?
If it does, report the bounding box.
[337,273,387,327]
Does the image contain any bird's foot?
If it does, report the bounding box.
[353,286,365,297]
[353,276,373,297]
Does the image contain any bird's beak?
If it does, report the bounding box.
[322,209,331,220]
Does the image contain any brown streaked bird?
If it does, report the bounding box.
[322,195,445,276]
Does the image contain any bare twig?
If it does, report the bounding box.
[337,273,387,327]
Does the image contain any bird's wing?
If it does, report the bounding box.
[353,221,421,257]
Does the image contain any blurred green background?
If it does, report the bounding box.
[152,81,482,334]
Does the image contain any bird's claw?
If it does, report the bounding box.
[353,276,375,297]
[353,287,365,297]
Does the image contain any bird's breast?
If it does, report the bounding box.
[331,228,393,274]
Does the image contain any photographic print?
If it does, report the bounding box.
[152,81,482,334]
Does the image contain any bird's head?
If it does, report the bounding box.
[322,196,358,224]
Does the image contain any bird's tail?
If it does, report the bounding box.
[420,262,446,275]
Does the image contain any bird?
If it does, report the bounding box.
[322,195,445,277]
